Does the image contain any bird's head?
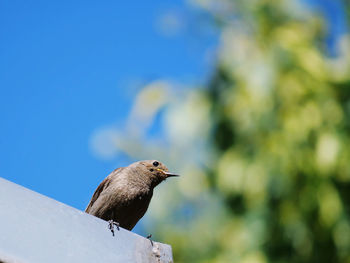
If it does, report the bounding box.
[135,160,179,187]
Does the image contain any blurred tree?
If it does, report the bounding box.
[94,0,350,262]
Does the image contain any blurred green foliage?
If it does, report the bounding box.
[105,0,350,262]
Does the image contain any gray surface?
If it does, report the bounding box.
[0,177,173,263]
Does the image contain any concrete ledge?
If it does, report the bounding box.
[0,177,173,263]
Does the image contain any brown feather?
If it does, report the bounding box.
[85,161,174,231]
[85,168,122,213]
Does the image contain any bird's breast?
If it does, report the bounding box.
[105,190,153,230]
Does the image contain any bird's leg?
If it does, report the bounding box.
[108,220,115,236]
[147,234,154,246]
[108,220,120,236]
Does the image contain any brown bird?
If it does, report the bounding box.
[85,160,179,232]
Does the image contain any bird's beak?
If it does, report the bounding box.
[156,168,180,178]
[163,172,180,178]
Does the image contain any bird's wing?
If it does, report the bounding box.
[85,168,123,213]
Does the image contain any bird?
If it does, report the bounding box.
[85,160,179,233]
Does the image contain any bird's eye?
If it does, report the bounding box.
[153,161,159,167]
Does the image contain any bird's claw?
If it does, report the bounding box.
[147,234,154,246]
[108,220,120,236]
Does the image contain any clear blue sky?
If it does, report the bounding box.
[0,1,214,200]
[0,0,347,234]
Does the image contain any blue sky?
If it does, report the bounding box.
[305,0,348,55]
[0,0,217,234]
[0,0,347,234]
